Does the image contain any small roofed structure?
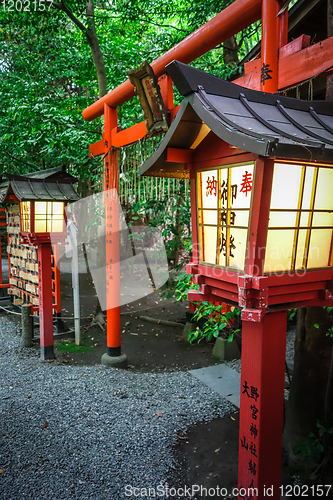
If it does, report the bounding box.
[0,167,79,205]
[140,61,333,179]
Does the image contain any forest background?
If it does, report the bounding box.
[1,0,333,483]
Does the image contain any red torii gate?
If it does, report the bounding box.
[83,0,333,368]
[82,0,333,496]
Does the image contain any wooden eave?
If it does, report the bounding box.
[140,61,333,178]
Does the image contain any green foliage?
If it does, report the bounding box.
[189,302,241,344]
[55,341,94,352]
[293,435,324,463]
[0,0,262,181]
[293,416,333,462]
[288,308,297,321]
[161,272,199,301]
[163,273,242,344]
[0,10,101,178]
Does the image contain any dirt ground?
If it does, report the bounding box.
[6,261,324,498]
[55,270,244,497]
[46,268,307,499]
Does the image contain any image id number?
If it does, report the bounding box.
[280,485,332,496]
[2,0,54,11]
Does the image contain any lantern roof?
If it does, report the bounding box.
[0,170,80,204]
[140,61,333,178]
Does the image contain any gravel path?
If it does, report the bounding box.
[0,314,233,500]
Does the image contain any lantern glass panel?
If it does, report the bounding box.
[20,201,30,232]
[301,166,315,209]
[295,229,307,269]
[268,211,297,228]
[308,229,332,268]
[314,168,333,210]
[270,163,302,209]
[265,229,295,272]
[264,162,333,273]
[34,201,64,233]
[197,163,253,270]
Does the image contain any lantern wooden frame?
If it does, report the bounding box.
[140,61,333,320]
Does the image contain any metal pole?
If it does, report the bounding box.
[21,303,33,348]
[68,221,80,345]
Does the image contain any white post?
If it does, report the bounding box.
[67,221,80,345]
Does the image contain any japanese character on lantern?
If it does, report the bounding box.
[240,170,253,196]
[206,175,217,197]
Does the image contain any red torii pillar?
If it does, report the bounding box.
[101,104,127,368]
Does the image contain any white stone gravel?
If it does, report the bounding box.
[0,313,234,500]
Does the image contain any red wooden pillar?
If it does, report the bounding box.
[38,243,54,360]
[238,310,287,499]
[53,245,61,315]
[190,165,199,265]
[0,229,2,286]
[261,0,281,92]
[102,104,127,366]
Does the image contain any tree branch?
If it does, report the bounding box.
[52,0,89,37]
[2,150,40,170]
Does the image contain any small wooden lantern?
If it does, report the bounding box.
[141,62,333,314]
[140,61,333,500]
[0,173,79,246]
[20,200,66,243]
[0,171,79,360]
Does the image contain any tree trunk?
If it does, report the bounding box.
[53,0,107,98]
[85,0,107,98]
[223,36,239,67]
[284,307,332,468]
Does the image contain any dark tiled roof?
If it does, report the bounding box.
[0,173,80,204]
[140,61,333,178]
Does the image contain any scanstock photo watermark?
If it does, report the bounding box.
[124,484,332,498]
[124,484,257,498]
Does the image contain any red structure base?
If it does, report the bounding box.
[238,310,287,499]
[37,244,54,360]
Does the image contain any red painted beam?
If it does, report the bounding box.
[234,36,333,91]
[89,139,105,158]
[278,36,333,90]
[38,244,54,360]
[166,148,192,164]
[112,121,147,148]
[82,0,262,121]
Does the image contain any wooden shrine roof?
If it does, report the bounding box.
[0,172,80,204]
[140,61,333,178]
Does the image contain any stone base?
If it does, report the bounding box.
[180,322,196,344]
[212,337,240,361]
[101,352,128,368]
[40,345,55,361]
